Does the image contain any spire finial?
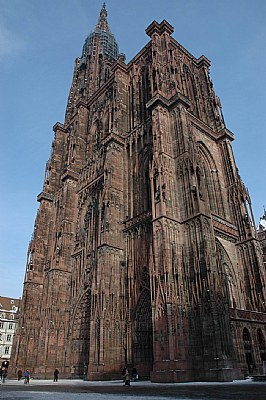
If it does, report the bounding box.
[101,2,107,15]
[96,2,109,32]
[262,206,266,220]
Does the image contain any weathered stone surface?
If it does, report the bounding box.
[11,5,266,382]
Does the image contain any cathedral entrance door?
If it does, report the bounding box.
[132,288,153,379]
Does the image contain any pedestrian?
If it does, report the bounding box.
[132,366,138,381]
[53,368,59,382]
[0,367,2,381]
[123,368,130,386]
[70,365,75,379]
[24,369,30,384]
[2,368,7,383]
[122,366,126,380]
[83,364,87,379]
[17,369,23,381]
[2,360,9,369]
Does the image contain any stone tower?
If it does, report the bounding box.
[12,5,266,382]
[258,210,266,267]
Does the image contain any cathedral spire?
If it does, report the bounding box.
[81,3,118,61]
[96,2,110,33]
[260,206,266,223]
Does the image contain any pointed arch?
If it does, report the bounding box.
[243,327,254,373]
[101,107,110,136]
[130,130,152,216]
[66,289,92,377]
[216,238,240,308]
[132,287,153,377]
[183,64,199,117]
[197,141,225,217]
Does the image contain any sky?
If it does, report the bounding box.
[0,0,265,299]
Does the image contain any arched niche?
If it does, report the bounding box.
[243,327,254,374]
[132,287,153,378]
[215,238,239,308]
[197,142,225,218]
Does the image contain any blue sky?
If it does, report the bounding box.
[0,0,265,299]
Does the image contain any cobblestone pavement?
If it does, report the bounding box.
[1,378,266,400]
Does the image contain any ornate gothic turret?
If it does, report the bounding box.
[65,3,119,121]
[258,208,266,268]
[82,3,118,60]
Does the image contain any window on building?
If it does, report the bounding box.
[8,323,13,330]
[5,346,10,354]
[10,314,14,320]
[7,334,11,341]
[0,322,3,329]
[0,333,2,341]
[1,313,6,319]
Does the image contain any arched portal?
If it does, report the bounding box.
[243,328,254,374]
[67,290,91,378]
[132,288,153,378]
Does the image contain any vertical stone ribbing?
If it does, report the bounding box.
[11,10,266,383]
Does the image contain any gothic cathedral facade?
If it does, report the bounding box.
[12,5,266,382]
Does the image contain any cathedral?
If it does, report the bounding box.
[11,5,266,382]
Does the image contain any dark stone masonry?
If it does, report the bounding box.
[11,4,266,382]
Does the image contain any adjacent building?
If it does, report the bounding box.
[0,296,20,367]
[11,5,266,382]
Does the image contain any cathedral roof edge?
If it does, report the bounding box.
[127,42,152,66]
[37,191,54,202]
[53,122,67,133]
[145,19,174,37]
[111,58,128,73]
[197,55,211,67]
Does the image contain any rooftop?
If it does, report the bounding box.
[0,296,20,313]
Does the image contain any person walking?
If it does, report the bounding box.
[17,369,23,381]
[122,366,126,381]
[53,368,59,382]
[123,368,130,386]
[70,365,75,379]
[2,368,7,383]
[24,369,30,384]
[132,367,138,381]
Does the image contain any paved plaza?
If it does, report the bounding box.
[0,378,266,400]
